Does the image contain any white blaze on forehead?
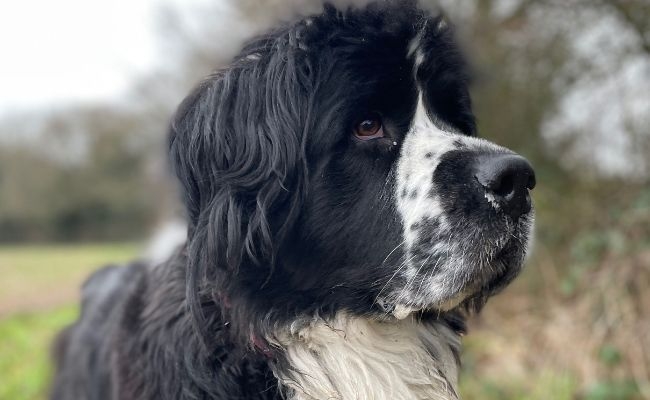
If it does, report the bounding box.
[396,96,457,248]
[407,28,426,74]
[406,15,449,80]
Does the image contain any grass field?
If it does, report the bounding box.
[0,306,77,400]
[0,243,139,400]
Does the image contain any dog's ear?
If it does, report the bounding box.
[168,45,314,287]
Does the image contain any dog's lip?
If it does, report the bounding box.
[492,234,526,266]
[472,239,527,296]
[387,293,472,319]
[392,304,419,319]
[384,286,477,318]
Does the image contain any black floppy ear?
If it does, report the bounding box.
[168,41,313,285]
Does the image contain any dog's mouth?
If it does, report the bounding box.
[379,221,532,319]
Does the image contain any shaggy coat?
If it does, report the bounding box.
[51,1,535,399]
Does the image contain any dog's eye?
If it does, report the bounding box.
[354,113,384,140]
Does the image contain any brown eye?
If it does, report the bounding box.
[354,113,384,140]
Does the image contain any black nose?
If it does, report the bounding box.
[475,154,536,220]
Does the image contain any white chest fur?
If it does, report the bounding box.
[269,313,461,400]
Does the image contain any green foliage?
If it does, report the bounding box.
[583,380,640,400]
[460,369,578,400]
[598,344,623,368]
[583,346,642,400]
[559,187,650,296]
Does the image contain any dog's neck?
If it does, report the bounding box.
[268,313,462,400]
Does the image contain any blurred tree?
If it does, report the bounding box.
[0,105,174,242]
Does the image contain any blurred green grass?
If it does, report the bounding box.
[0,243,139,400]
[0,306,77,400]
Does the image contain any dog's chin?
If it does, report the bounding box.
[384,233,530,320]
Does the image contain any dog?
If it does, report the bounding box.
[51,1,536,399]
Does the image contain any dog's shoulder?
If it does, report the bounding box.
[102,252,279,400]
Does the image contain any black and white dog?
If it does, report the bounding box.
[51,1,536,399]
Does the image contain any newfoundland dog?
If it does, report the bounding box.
[51,1,535,399]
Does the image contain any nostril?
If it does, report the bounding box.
[527,174,536,190]
[491,173,515,198]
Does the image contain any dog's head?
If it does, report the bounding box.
[169,1,535,323]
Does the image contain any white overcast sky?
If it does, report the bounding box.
[0,0,206,114]
[1,0,647,175]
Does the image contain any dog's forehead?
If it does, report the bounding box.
[294,2,443,50]
[294,5,455,88]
